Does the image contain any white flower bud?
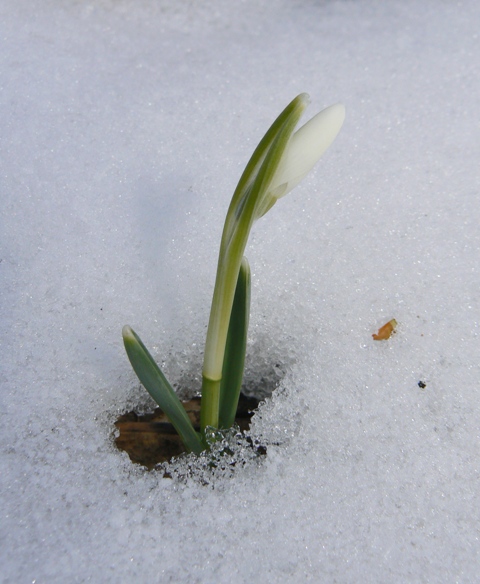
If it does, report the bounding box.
[256,103,345,218]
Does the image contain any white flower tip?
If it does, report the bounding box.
[324,103,346,127]
[295,102,345,159]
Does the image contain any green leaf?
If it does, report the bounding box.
[218,257,251,429]
[122,325,204,454]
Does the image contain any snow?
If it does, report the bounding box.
[2,0,480,581]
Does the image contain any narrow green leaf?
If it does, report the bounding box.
[218,257,251,429]
[122,325,204,454]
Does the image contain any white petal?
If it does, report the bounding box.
[270,103,345,198]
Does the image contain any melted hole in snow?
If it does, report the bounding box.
[114,360,288,479]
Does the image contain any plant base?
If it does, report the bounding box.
[115,394,262,470]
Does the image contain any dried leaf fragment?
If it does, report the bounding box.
[372,318,397,341]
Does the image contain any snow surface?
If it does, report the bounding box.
[2,0,480,581]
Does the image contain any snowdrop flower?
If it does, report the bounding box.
[255,100,345,218]
[201,94,345,431]
[123,94,346,448]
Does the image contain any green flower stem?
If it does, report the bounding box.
[199,376,221,434]
[200,94,309,431]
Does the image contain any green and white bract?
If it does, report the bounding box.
[123,94,345,452]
